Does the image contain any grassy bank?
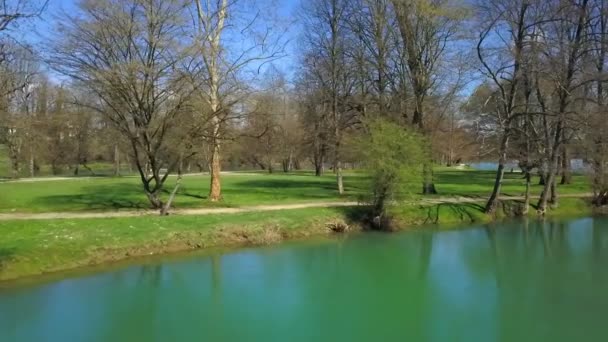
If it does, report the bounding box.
[0,207,363,281]
[0,196,595,282]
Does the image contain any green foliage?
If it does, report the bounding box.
[356,119,427,216]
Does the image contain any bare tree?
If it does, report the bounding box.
[476,0,548,213]
[0,0,47,95]
[0,42,37,178]
[191,0,286,201]
[299,0,358,194]
[535,0,591,213]
[391,0,465,194]
[0,1,47,178]
[0,0,46,31]
[585,0,607,205]
[50,0,196,214]
[348,0,396,118]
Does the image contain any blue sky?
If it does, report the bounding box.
[26,0,302,81]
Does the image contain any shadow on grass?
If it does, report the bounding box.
[33,183,149,211]
[0,248,15,271]
[162,187,207,200]
[425,202,485,224]
[227,179,344,200]
[334,205,373,223]
[500,199,539,215]
[435,169,502,186]
[424,198,542,225]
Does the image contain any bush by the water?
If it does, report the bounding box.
[355,119,427,224]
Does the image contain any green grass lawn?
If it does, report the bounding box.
[0,168,591,213]
[0,172,366,213]
[433,168,590,196]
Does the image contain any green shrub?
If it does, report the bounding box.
[355,119,427,221]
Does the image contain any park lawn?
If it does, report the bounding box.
[0,172,368,213]
[433,168,591,197]
[0,168,591,213]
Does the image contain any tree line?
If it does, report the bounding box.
[0,0,607,216]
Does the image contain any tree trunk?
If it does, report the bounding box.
[161,172,182,216]
[422,162,437,195]
[282,152,293,173]
[537,170,557,214]
[178,152,184,175]
[315,163,323,176]
[485,133,509,213]
[314,148,324,176]
[10,151,19,179]
[335,136,344,194]
[146,191,163,210]
[114,144,120,176]
[337,159,344,195]
[209,139,222,201]
[207,62,222,201]
[11,161,19,178]
[126,154,133,173]
[560,146,571,185]
[29,152,34,178]
[522,171,531,216]
[538,119,564,214]
[198,0,227,203]
[550,176,558,208]
[51,161,60,176]
[287,150,293,172]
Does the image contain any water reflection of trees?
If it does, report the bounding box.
[476,218,608,341]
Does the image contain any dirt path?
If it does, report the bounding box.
[0,193,593,221]
[0,171,261,183]
[0,202,361,221]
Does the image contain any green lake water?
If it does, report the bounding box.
[1,217,608,341]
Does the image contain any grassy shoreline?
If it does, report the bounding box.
[0,197,595,282]
[0,207,364,282]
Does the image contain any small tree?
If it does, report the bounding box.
[357,119,426,227]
